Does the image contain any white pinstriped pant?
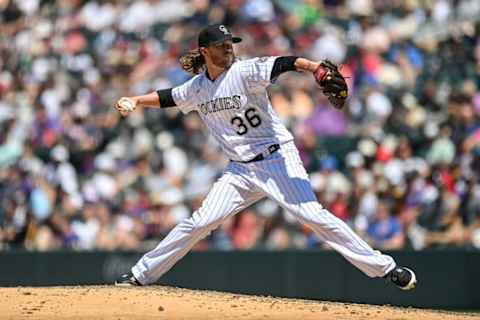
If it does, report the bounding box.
[132,141,396,285]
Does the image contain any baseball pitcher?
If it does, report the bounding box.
[114,24,417,290]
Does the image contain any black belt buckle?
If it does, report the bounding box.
[268,144,280,154]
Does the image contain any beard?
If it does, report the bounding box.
[212,52,234,69]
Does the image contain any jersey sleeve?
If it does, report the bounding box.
[171,77,198,114]
[239,56,279,91]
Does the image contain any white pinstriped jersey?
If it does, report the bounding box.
[171,56,294,162]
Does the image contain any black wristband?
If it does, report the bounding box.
[270,56,299,81]
[156,88,176,108]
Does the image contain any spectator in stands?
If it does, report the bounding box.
[0,0,480,251]
[366,199,404,250]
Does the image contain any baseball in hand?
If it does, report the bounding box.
[116,97,136,116]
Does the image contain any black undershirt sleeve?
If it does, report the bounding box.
[156,88,177,108]
[270,56,299,82]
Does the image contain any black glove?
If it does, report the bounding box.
[313,60,348,109]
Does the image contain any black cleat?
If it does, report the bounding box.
[115,272,142,287]
[386,267,417,290]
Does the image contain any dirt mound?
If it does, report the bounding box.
[0,286,477,320]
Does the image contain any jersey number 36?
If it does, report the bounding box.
[231,108,262,135]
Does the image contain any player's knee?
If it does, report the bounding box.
[188,211,220,235]
[295,206,331,225]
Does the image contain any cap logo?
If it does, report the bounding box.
[219,25,230,35]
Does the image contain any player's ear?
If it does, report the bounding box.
[199,47,208,57]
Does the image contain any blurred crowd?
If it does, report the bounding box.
[0,0,479,252]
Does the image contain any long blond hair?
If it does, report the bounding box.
[179,48,206,75]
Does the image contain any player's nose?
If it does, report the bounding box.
[223,43,233,52]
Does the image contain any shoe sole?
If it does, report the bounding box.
[399,267,417,290]
[114,282,139,287]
